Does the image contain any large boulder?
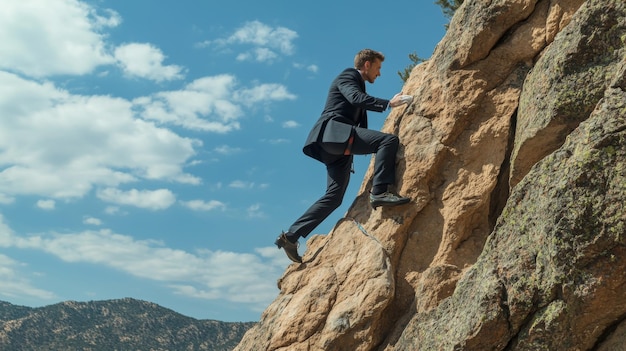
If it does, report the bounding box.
[235,0,626,349]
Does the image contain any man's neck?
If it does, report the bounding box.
[357,69,367,82]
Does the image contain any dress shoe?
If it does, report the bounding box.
[369,192,410,209]
[274,232,302,263]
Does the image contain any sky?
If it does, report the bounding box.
[0,0,448,322]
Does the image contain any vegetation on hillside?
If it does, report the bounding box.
[0,299,255,351]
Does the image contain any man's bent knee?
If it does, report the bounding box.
[386,134,399,146]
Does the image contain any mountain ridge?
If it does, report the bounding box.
[0,298,254,351]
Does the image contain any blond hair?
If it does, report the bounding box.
[354,49,385,69]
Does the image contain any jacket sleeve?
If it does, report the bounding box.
[336,70,389,112]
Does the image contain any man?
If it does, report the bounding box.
[275,49,413,263]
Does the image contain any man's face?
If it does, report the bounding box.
[363,59,382,83]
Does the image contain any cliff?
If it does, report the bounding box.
[236,0,626,350]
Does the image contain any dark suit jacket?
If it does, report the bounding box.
[302,68,389,162]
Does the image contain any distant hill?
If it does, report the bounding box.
[0,298,255,351]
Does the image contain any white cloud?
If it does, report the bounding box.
[83,216,102,226]
[229,181,254,189]
[194,40,211,49]
[114,43,185,82]
[210,21,298,63]
[97,188,176,210]
[104,206,121,215]
[0,194,15,205]
[214,145,243,155]
[282,120,300,128]
[230,21,298,54]
[0,254,56,300]
[0,0,183,83]
[235,83,296,106]
[294,63,319,73]
[134,74,241,133]
[0,72,200,199]
[264,138,290,145]
[135,75,295,132]
[0,5,296,205]
[254,48,278,62]
[235,52,250,61]
[91,8,122,29]
[236,48,278,63]
[0,0,117,78]
[0,215,287,308]
[181,199,226,212]
[247,203,265,218]
[36,200,56,210]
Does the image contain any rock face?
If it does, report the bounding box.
[235,0,626,350]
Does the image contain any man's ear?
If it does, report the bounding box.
[363,60,371,72]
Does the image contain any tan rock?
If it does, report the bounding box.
[235,0,626,350]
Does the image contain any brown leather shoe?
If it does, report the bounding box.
[274,232,302,263]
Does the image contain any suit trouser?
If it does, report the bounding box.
[287,127,399,241]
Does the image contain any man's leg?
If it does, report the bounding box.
[350,127,398,192]
[275,155,352,262]
[286,155,352,240]
[350,127,410,208]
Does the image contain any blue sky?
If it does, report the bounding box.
[0,0,447,322]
